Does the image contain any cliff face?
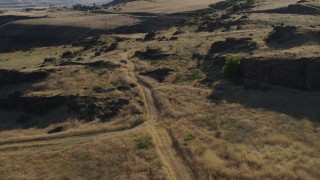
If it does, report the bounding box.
[240,58,320,91]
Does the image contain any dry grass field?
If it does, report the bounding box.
[0,0,320,179]
[0,130,165,179]
[105,0,222,14]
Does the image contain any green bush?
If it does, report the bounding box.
[73,4,98,11]
[135,135,154,149]
[222,56,242,79]
[265,29,281,42]
[184,133,196,142]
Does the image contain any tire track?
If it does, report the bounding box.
[135,74,193,180]
[0,124,146,151]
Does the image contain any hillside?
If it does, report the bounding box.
[0,0,320,179]
[0,0,110,8]
[105,0,222,13]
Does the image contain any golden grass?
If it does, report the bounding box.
[0,130,165,179]
[0,45,81,70]
[1,1,320,178]
[106,0,221,14]
[0,45,145,141]
[152,85,320,179]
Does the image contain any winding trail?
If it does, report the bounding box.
[125,49,193,180]
[136,75,193,180]
[0,50,194,180]
[0,125,145,151]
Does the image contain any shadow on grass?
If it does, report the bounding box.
[209,82,320,123]
[266,31,320,50]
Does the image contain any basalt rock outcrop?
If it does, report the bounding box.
[0,94,130,121]
[135,48,170,60]
[0,69,49,87]
[239,58,320,90]
[210,38,257,54]
[205,57,320,91]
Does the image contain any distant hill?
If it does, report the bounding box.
[0,0,112,8]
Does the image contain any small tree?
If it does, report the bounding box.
[264,29,281,43]
[222,56,242,79]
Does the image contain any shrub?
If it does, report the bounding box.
[72,4,99,11]
[61,50,81,59]
[265,29,281,42]
[222,56,242,79]
[184,133,196,142]
[135,135,154,149]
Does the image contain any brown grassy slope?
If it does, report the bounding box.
[151,83,320,179]
[105,0,222,14]
[253,0,300,11]
[122,1,320,177]
[0,130,165,179]
[0,0,320,178]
